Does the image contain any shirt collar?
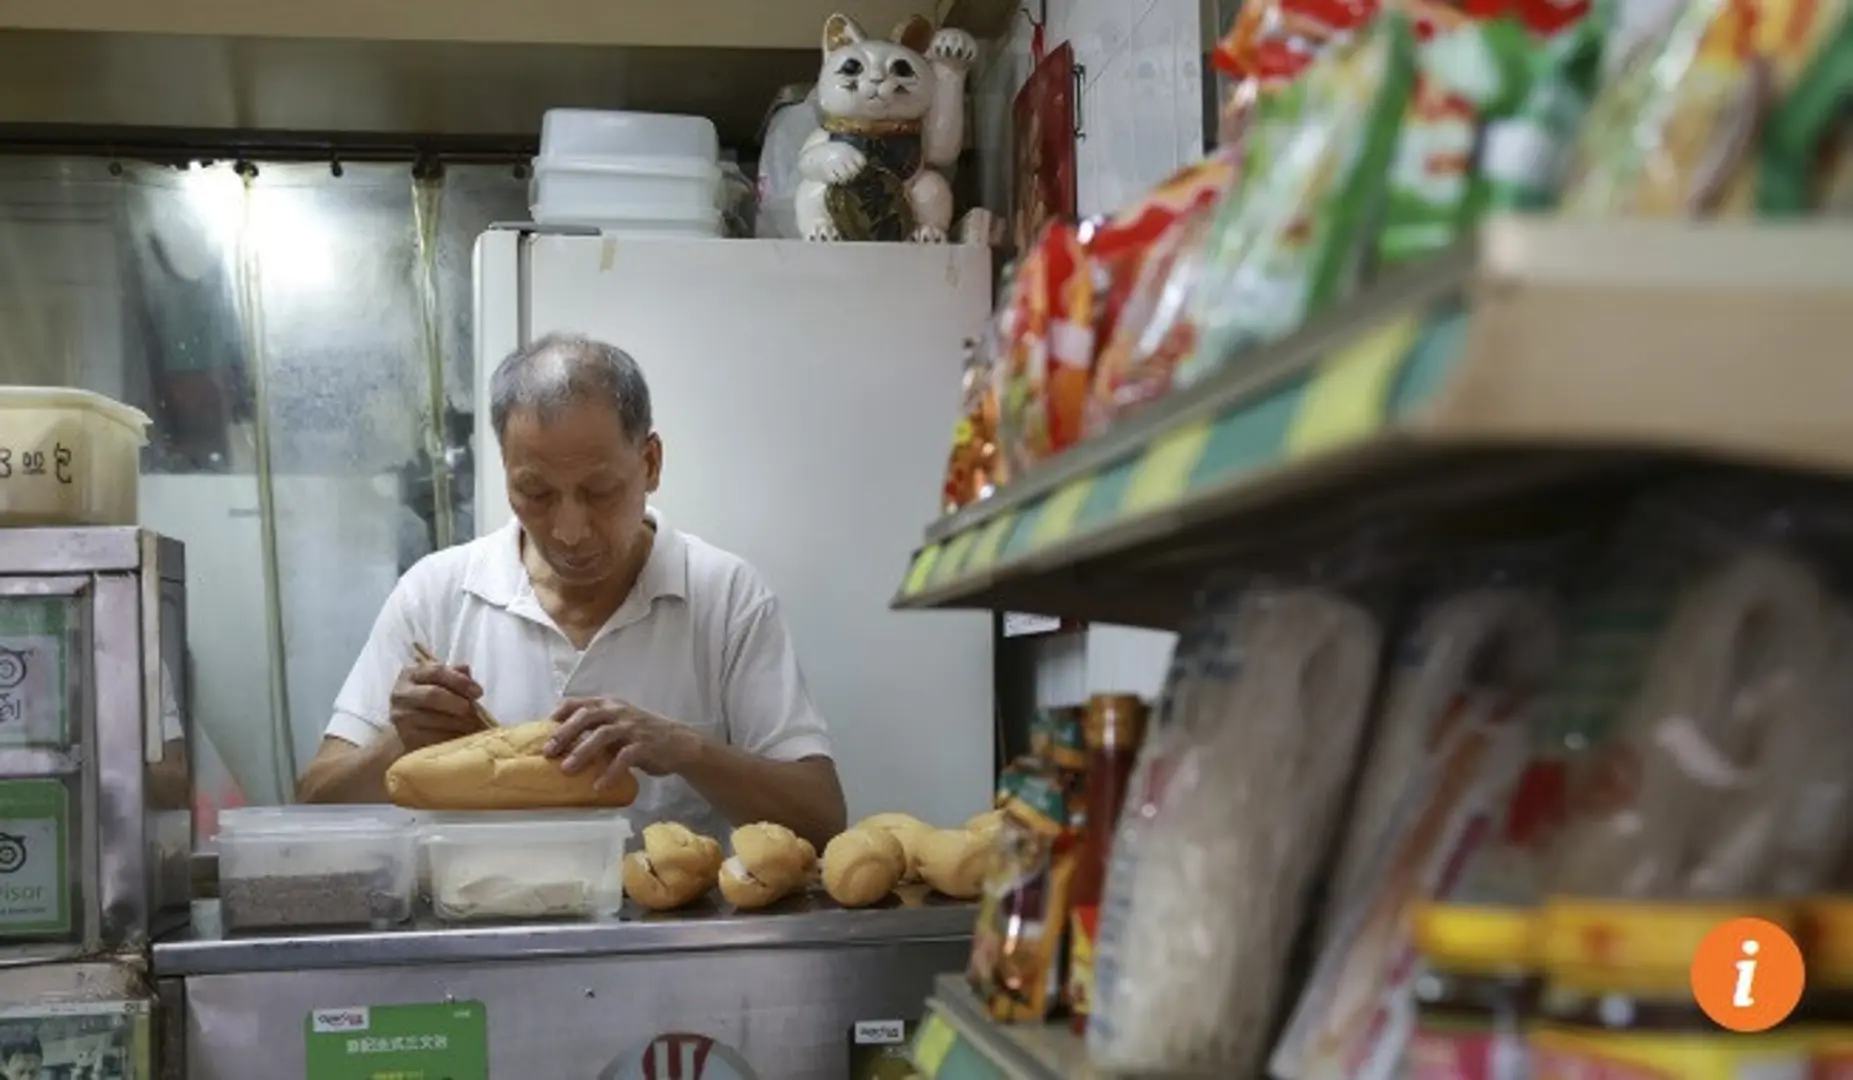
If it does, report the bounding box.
[463,506,688,610]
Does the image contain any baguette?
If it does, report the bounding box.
[917,827,990,899]
[385,720,639,811]
[823,827,907,908]
[856,812,932,882]
[622,822,724,911]
[719,822,817,910]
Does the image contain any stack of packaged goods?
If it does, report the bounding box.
[966,696,1152,1029]
[1042,479,1853,1078]
[937,0,1853,517]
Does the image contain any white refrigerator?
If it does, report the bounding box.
[472,229,995,829]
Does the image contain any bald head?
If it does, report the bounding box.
[489,333,653,444]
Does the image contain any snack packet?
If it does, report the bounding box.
[1183,12,1419,386]
[1760,9,1853,213]
[1562,0,1849,217]
[1085,149,1243,435]
[1376,4,1552,264]
[939,321,1006,516]
[969,773,1080,1022]
[993,220,1093,475]
[1214,0,1381,83]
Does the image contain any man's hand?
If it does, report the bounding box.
[545,697,706,791]
[389,661,485,752]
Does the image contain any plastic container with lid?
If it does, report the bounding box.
[1530,899,1811,1079]
[420,810,632,922]
[0,387,149,527]
[215,805,416,932]
[530,158,722,221]
[539,109,719,164]
[1405,903,1540,1080]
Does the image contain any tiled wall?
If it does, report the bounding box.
[972,0,1204,709]
[972,0,1208,220]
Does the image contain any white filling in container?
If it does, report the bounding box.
[419,811,632,922]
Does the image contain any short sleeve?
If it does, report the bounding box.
[326,573,427,747]
[721,594,833,763]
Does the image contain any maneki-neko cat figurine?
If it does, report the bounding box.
[796,12,977,242]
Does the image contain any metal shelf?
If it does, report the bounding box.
[890,218,1853,629]
[909,974,1101,1080]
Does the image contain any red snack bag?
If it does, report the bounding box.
[995,220,1093,473]
[1213,0,1379,83]
[1082,150,1241,436]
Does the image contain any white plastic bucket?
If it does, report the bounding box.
[529,156,721,220]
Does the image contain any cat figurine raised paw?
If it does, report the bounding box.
[796,12,976,243]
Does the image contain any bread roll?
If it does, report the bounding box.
[385,720,639,811]
[718,823,816,911]
[622,822,724,911]
[918,828,990,899]
[857,812,931,882]
[964,809,1005,839]
[823,827,906,908]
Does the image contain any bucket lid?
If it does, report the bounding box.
[0,386,151,440]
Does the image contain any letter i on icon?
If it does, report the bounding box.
[1734,938,1760,1008]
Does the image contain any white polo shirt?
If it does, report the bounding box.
[325,511,833,842]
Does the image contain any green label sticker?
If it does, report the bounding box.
[902,546,943,597]
[1123,419,1213,516]
[1029,477,1096,549]
[1286,314,1424,457]
[0,999,153,1077]
[0,778,71,937]
[936,531,978,586]
[0,598,71,747]
[306,1001,488,1080]
[909,1013,956,1078]
[965,512,1017,573]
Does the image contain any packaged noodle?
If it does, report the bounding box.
[1272,585,1561,1080]
[1088,582,1383,1076]
[967,772,1080,1022]
[1086,149,1241,436]
[1182,12,1418,386]
[1561,0,1850,218]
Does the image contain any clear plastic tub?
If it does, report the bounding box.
[530,157,722,221]
[0,387,149,526]
[420,811,633,922]
[215,806,416,932]
[539,109,719,164]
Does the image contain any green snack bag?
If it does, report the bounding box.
[1179,13,1418,388]
[1478,14,1603,214]
[1760,11,1853,215]
[1377,10,1536,264]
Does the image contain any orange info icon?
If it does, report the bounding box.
[1689,917,1807,1034]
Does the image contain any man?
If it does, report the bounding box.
[297,334,847,850]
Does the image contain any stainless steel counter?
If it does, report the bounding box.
[154,893,975,975]
[155,892,974,1079]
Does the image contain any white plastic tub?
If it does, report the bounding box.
[531,157,722,221]
[0,387,149,527]
[528,204,724,238]
[539,109,719,164]
[420,811,632,922]
[215,806,416,932]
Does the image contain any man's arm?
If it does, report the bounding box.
[714,589,846,848]
[296,734,404,804]
[680,747,846,852]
